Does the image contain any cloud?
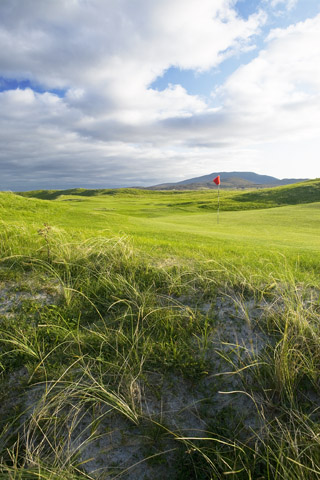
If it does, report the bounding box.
[0,0,267,188]
[0,0,319,189]
[1,0,263,79]
[216,13,320,141]
[0,0,263,113]
[269,0,298,11]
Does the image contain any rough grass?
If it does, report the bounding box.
[2,182,320,283]
[0,183,320,479]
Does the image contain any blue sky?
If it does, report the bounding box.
[0,77,65,97]
[152,0,320,98]
[0,0,319,190]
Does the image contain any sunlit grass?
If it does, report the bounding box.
[1,183,320,478]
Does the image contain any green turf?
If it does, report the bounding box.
[1,181,320,479]
[2,180,320,282]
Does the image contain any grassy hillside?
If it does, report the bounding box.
[1,183,320,479]
[16,177,320,207]
[5,180,320,279]
[233,178,320,205]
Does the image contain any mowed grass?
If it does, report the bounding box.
[2,179,320,281]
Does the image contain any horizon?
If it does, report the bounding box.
[3,170,316,193]
[1,0,320,190]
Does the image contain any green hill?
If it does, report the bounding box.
[15,187,154,200]
[233,178,320,206]
[1,180,320,480]
[1,179,320,267]
[15,178,320,211]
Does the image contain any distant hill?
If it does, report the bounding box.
[15,187,151,200]
[148,171,308,190]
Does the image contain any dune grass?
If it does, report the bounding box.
[0,183,320,478]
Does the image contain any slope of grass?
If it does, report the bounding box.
[2,185,320,283]
[0,184,320,479]
[233,178,320,206]
[16,178,320,208]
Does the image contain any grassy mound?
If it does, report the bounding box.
[233,178,320,206]
[0,188,320,479]
[16,178,320,209]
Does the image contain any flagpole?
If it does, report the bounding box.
[213,175,221,224]
[217,184,220,224]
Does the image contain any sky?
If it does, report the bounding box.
[0,0,320,190]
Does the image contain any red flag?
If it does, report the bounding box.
[213,175,220,185]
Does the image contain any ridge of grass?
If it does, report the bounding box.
[14,187,156,200]
[15,178,320,209]
[232,178,320,207]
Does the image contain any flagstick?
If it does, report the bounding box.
[217,184,220,224]
[213,176,221,224]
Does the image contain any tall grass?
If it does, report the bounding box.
[1,219,320,478]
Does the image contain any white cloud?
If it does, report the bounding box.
[0,0,264,117]
[215,13,320,141]
[0,0,319,188]
[269,0,298,11]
